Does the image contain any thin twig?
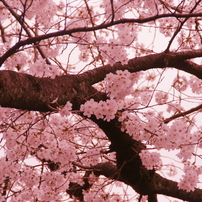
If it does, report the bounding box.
[164,103,202,123]
[0,0,51,65]
[0,22,6,43]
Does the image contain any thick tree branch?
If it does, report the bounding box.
[172,60,202,80]
[73,161,131,184]
[127,49,202,77]
[66,161,130,201]
[154,173,202,202]
[81,49,202,85]
[0,70,106,111]
[88,117,202,201]
[71,160,202,202]
[90,117,154,194]
[1,49,202,111]
[93,162,129,183]
[66,170,92,201]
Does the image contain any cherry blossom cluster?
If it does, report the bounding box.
[80,70,140,120]
[83,191,126,202]
[0,157,20,185]
[143,0,160,15]
[36,140,77,164]
[119,108,202,189]
[3,52,28,72]
[29,58,60,78]
[94,25,139,65]
[104,70,137,99]
[80,98,121,121]
[173,76,188,92]
[0,2,9,20]
[167,120,191,145]
[12,170,70,201]
[11,0,58,28]
[0,8,105,202]
[178,163,200,192]
[176,145,195,161]
[189,75,202,94]
[0,108,104,200]
[158,17,177,37]
[102,0,127,21]
[102,39,129,65]
[59,101,72,117]
[119,112,145,140]
[155,91,169,104]
[139,150,162,170]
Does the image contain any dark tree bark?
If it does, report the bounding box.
[1,49,202,111]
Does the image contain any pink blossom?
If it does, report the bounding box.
[139,150,162,170]
[59,101,72,117]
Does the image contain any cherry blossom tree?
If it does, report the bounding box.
[1,0,202,201]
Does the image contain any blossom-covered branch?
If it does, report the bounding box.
[1,11,202,66]
[1,0,202,201]
[1,48,202,111]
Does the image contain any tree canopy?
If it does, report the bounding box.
[1,0,202,201]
